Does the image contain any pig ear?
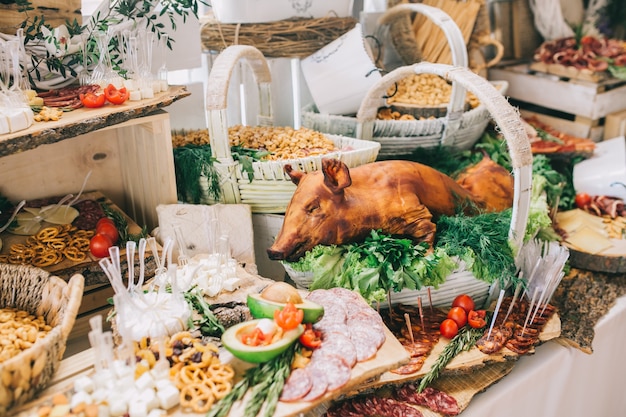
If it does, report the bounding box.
[284,164,305,185]
[322,158,352,193]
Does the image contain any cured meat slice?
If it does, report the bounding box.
[280,367,312,402]
[395,385,460,416]
[325,396,424,417]
[301,365,329,402]
[390,356,426,375]
[476,326,510,355]
[349,320,386,349]
[349,325,381,361]
[311,352,351,391]
[316,331,358,367]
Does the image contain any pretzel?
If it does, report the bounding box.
[70,237,90,252]
[31,251,61,267]
[63,246,87,262]
[179,383,214,413]
[206,379,232,400]
[46,239,67,251]
[36,226,60,241]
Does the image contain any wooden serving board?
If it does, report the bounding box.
[363,312,561,391]
[0,190,156,285]
[14,326,410,417]
[224,326,410,417]
[0,86,190,158]
[529,61,611,83]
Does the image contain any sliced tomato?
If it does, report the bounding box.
[299,323,322,349]
[240,327,267,347]
[274,302,304,331]
[468,310,487,329]
[79,92,106,108]
[104,84,130,105]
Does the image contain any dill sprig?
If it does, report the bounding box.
[434,210,519,290]
[417,324,485,392]
[172,144,221,204]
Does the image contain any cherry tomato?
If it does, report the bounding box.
[575,193,591,209]
[96,217,115,229]
[440,318,459,339]
[447,306,468,328]
[274,302,304,331]
[299,323,322,349]
[104,84,130,105]
[452,294,475,314]
[96,221,119,244]
[468,310,487,329]
[90,233,113,258]
[79,92,106,108]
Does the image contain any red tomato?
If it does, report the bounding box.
[447,306,468,328]
[96,221,119,244]
[241,327,268,347]
[299,323,322,349]
[90,233,113,258]
[452,294,475,314]
[79,92,106,108]
[575,193,591,209]
[96,217,115,229]
[104,84,130,105]
[274,303,304,331]
[468,310,487,329]
[440,318,459,339]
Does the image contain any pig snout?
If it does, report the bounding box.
[267,246,286,261]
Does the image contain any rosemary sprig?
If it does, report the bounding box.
[207,343,297,417]
[417,324,485,392]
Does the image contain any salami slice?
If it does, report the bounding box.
[280,367,312,402]
[311,352,351,391]
[390,356,426,375]
[317,331,358,367]
[350,320,386,349]
[301,365,329,402]
[476,327,509,355]
[349,326,379,362]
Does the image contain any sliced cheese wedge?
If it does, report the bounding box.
[565,225,614,254]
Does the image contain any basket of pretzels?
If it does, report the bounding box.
[0,263,83,415]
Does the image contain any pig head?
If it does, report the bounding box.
[267,158,484,262]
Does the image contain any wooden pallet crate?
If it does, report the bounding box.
[490,63,626,140]
[0,0,82,34]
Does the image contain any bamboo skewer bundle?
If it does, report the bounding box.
[412,0,481,64]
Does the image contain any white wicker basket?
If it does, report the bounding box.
[288,62,533,309]
[204,45,381,213]
[301,3,502,159]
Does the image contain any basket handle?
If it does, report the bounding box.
[360,62,533,250]
[59,273,85,340]
[372,3,470,145]
[206,45,273,162]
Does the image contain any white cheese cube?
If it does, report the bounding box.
[70,390,93,408]
[0,112,10,134]
[107,397,128,417]
[156,385,179,410]
[147,409,166,417]
[74,375,95,393]
[134,371,154,392]
[128,401,148,417]
[140,87,154,99]
[139,388,159,411]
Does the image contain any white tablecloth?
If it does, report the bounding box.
[462,295,626,416]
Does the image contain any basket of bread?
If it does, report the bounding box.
[204,45,380,213]
[301,3,507,159]
[0,264,83,415]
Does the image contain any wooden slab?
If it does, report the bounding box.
[529,61,610,83]
[0,190,156,286]
[363,311,561,391]
[225,326,410,417]
[14,326,409,417]
[0,86,190,158]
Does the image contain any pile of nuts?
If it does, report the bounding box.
[0,307,52,363]
[385,73,481,109]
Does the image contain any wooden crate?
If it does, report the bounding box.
[490,63,626,120]
[0,0,82,35]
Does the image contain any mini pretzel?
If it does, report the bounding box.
[179,383,214,413]
[36,227,60,241]
[32,252,61,267]
[46,239,67,251]
[9,243,28,254]
[63,247,86,262]
[70,237,90,252]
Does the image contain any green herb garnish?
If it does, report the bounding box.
[417,324,486,392]
[207,343,297,417]
[183,286,225,337]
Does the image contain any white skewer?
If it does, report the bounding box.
[487,289,506,339]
